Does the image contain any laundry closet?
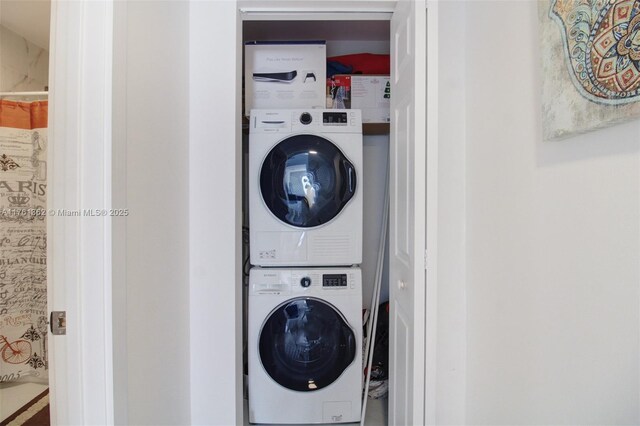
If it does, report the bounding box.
[242,18,391,425]
[235,1,432,424]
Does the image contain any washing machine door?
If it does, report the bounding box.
[259,297,357,392]
[260,134,357,228]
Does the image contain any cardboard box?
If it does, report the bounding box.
[326,75,390,123]
[244,41,326,116]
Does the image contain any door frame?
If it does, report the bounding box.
[47,1,115,424]
[222,1,438,423]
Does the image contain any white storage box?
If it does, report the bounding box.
[244,41,326,116]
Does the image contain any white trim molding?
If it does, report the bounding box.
[47,0,114,424]
[189,1,244,425]
[425,0,440,423]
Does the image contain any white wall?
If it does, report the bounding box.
[109,2,640,424]
[436,1,467,423]
[463,1,640,424]
[112,2,191,424]
[362,135,390,308]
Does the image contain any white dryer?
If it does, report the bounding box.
[249,109,363,267]
[248,267,362,424]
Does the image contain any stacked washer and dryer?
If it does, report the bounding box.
[248,109,364,424]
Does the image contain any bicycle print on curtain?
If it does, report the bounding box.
[0,100,48,383]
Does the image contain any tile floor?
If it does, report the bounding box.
[0,381,48,422]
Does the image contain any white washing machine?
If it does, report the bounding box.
[249,109,363,267]
[248,267,362,424]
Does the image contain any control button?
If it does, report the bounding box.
[300,112,313,125]
[300,277,311,288]
[350,119,356,126]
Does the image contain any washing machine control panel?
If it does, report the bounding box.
[322,112,348,125]
[251,269,359,294]
[322,274,348,287]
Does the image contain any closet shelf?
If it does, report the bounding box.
[363,123,389,135]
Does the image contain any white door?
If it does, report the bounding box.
[389,0,427,424]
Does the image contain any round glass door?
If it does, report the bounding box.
[260,134,357,228]
[259,297,356,392]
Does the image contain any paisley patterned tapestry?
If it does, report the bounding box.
[540,0,640,139]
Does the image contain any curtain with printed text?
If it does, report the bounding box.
[0,100,48,384]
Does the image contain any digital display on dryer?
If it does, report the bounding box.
[322,112,348,124]
[322,274,348,287]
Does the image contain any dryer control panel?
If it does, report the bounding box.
[250,109,362,134]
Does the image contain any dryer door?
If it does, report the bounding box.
[259,297,356,392]
[260,134,357,228]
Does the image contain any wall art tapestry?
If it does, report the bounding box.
[539,0,640,140]
[0,100,48,384]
